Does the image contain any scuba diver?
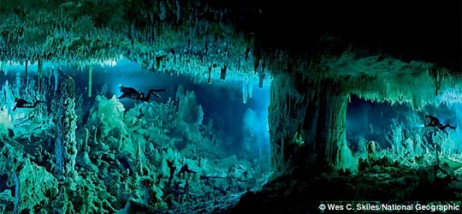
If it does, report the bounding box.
[118,85,166,102]
[13,98,45,111]
[424,115,456,131]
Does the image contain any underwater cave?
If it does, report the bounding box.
[0,1,461,213]
[0,59,272,213]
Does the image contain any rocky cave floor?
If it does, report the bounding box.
[0,86,274,214]
[1,78,461,214]
[222,157,462,214]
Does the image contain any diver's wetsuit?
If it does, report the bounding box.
[425,115,456,131]
[13,98,45,111]
[118,86,166,102]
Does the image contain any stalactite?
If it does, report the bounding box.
[248,81,253,99]
[208,66,212,84]
[242,81,248,104]
[258,71,266,88]
[220,64,227,80]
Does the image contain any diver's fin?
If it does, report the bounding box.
[446,124,456,130]
[148,89,166,99]
[152,92,161,98]
[34,101,46,107]
[118,94,127,99]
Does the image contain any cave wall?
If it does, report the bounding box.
[268,72,310,172]
[268,65,352,173]
[314,80,348,170]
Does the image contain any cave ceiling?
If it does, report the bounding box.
[0,0,460,104]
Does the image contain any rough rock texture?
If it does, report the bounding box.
[1,0,459,174]
[0,1,461,212]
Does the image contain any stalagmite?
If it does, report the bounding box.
[136,141,144,175]
[88,66,93,97]
[38,59,43,93]
[52,72,79,212]
[24,60,28,87]
[15,72,21,95]
[54,74,78,179]
[13,171,20,214]
[54,68,59,93]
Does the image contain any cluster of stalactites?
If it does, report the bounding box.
[318,54,462,109]
[0,0,271,85]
